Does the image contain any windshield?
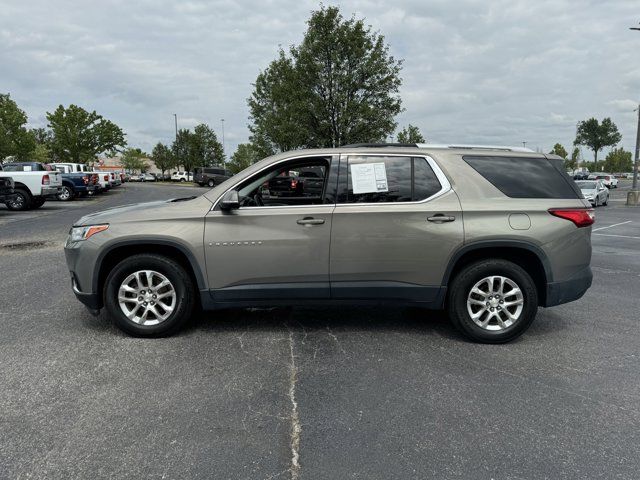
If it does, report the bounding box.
[576,181,596,189]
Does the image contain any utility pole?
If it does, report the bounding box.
[221,118,225,166]
[522,141,527,148]
[173,114,178,141]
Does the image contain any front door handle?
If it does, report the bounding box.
[427,214,455,223]
[297,217,325,226]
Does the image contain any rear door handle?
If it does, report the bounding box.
[297,217,325,226]
[427,214,455,223]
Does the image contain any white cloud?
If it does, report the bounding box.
[1,0,639,156]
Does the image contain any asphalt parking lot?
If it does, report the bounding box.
[1,181,639,479]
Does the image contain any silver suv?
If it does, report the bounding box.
[65,144,593,343]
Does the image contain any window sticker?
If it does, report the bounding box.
[24,165,32,172]
[350,162,388,194]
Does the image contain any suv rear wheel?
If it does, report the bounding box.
[447,259,538,343]
[207,179,215,187]
[104,254,195,336]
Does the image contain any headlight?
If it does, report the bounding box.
[69,224,109,242]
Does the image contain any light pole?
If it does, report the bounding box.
[522,141,527,148]
[631,105,639,190]
[220,118,225,165]
[173,114,178,141]
[628,24,640,205]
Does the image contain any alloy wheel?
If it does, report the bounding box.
[117,270,176,326]
[466,275,524,331]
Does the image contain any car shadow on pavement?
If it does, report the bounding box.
[187,306,465,342]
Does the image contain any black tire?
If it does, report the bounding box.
[180,178,186,182]
[30,197,46,209]
[104,254,196,337]
[447,259,538,343]
[603,195,608,206]
[207,179,215,187]
[5,188,32,211]
[594,196,599,207]
[57,185,75,201]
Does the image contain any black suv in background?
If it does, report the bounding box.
[193,167,233,187]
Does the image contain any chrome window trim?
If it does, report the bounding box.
[335,153,451,207]
[209,152,452,211]
[210,153,336,211]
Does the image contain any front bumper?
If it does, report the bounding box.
[71,273,101,315]
[544,266,592,307]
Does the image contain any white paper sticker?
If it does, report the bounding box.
[350,162,388,194]
[24,165,32,172]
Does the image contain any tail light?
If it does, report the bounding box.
[548,208,595,228]
[291,179,298,189]
[104,175,109,181]
[42,174,50,185]
[92,174,98,184]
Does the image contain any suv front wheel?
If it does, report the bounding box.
[104,254,195,336]
[447,259,538,343]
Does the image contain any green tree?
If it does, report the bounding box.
[549,143,568,159]
[151,142,175,179]
[228,143,261,174]
[574,117,621,173]
[46,104,126,163]
[31,143,51,164]
[31,127,53,147]
[248,5,403,151]
[120,148,148,172]
[191,124,225,167]
[172,129,195,173]
[396,124,425,144]
[603,147,633,172]
[0,93,36,161]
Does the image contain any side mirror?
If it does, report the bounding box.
[219,190,240,211]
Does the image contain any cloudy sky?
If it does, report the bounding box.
[2,0,639,159]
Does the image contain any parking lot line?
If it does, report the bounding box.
[593,233,640,240]
[593,221,632,232]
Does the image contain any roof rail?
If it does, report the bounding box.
[340,142,534,153]
[341,143,419,148]
[416,143,534,153]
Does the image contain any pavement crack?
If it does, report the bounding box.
[287,329,301,480]
[326,326,346,354]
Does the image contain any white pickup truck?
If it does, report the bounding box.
[0,163,62,210]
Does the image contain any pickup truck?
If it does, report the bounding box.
[57,171,98,201]
[51,162,110,192]
[0,162,62,210]
[0,175,16,205]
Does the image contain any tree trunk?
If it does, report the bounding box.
[594,149,598,172]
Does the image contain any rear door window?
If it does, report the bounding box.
[339,156,442,203]
[463,156,581,199]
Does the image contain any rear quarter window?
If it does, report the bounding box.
[463,156,581,199]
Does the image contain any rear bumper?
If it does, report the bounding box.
[42,186,61,196]
[544,266,592,307]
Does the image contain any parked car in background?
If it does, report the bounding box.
[171,171,192,182]
[65,144,593,343]
[0,174,16,206]
[595,174,618,188]
[194,167,233,187]
[0,162,62,210]
[575,180,609,207]
[265,166,325,199]
[138,173,157,182]
[625,172,635,179]
[573,171,590,180]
